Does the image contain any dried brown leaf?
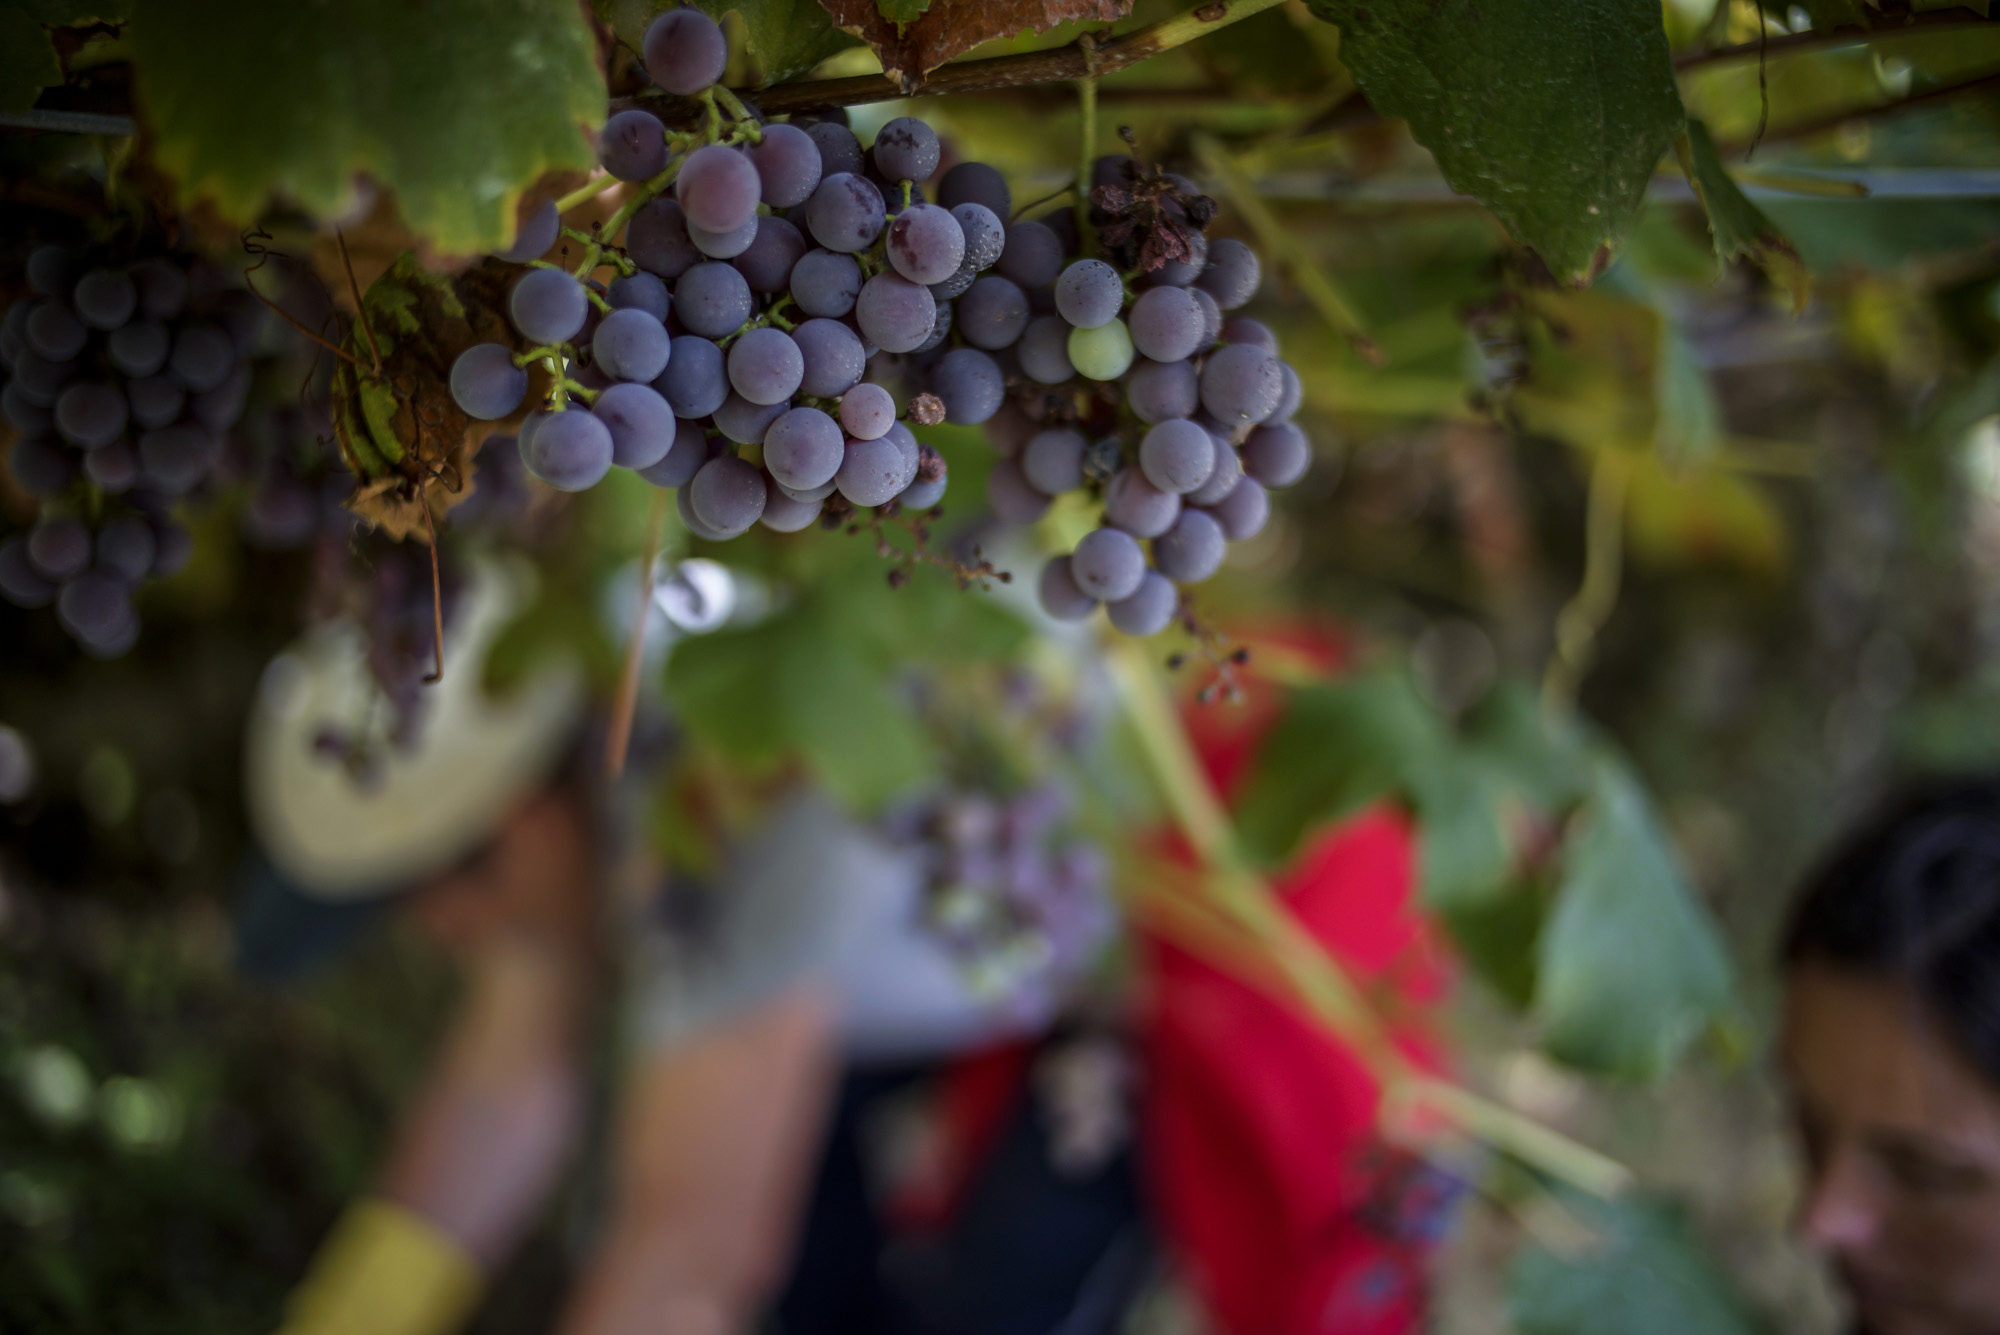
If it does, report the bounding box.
[817,0,1131,90]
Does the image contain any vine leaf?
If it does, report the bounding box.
[598,0,857,87]
[817,0,1131,91]
[0,1,130,114]
[1302,0,1686,282]
[127,0,602,255]
[1675,119,1813,314]
[1510,1193,1770,1335]
[877,0,935,23]
[1537,758,1734,1080]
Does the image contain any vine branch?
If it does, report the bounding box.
[634,0,1289,117]
[1542,448,1634,714]
[1673,8,1996,71]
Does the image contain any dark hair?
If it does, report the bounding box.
[1785,775,2000,1085]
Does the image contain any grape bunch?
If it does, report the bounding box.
[883,780,1111,991]
[448,7,1306,633]
[0,243,269,655]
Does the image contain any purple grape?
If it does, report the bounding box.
[26,302,86,360]
[915,298,952,353]
[593,381,677,469]
[637,418,710,489]
[1104,467,1180,539]
[127,374,185,429]
[10,350,72,404]
[731,217,807,294]
[711,391,786,445]
[753,413,835,499]
[1128,356,1198,424]
[522,408,613,491]
[1199,342,1283,427]
[677,145,761,234]
[1222,315,1277,352]
[644,8,728,95]
[839,383,895,440]
[1022,427,1086,496]
[871,116,939,183]
[1198,238,1261,310]
[1108,570,1177,636]
[1038,556,1097,621]
[1054,259,1123,330]
[939,162,1011,220]
[726,327,804,405]
[957,276,1029,351]
[1016,316,1074,385]
[107,320,170,378]
[777,476,838,504]
[656,335,728,418]
[26,245,76,299]
[1153,509,1226,583]
[987,456,1051,525]
[1242,421,1309,488]
[508,268,588,345]
[450,343,529,419]
[1187,432,1242,507]
[0,538,54,608]
[673,261,753,339]
[1070,528,1145,601]
[835,433,916,507]
[627,198,702,279]
[928,348,1003,425]
[58,571,133,645]
[983,400,1034,457]
[689,454,767,535]
[242,475,320,549]
[690,215,759,259]
[790,248,863,318]
[886,204,965,285]
[2,382,52,434]
[609,270,670,322]
[97,517,157,580]
[952,204,1005,276]
[151,523,192,576]
[593,308,672,383]
[996,222,1063,288]
[1190,286,1222,351]
[792,318,865,397]
[1203,475,1268,540]
[1139,418,1216,495]
[28,516,91,579]
[759,486,823,532]
[1129,286,1204,363]
[929,267,976,302]
[599,109,668,182]
[170,322,235,392]
[804,121,865,178]
[804,173,886,254]
[497,200,561,263]
[84,441,138,493]
[855,273,936,355]
[139,425,220,494]
[74,270,137,330]
[130,259,187,319]
[747,123,823,208]
[191,363,250,431]
[1270,361,1303,423]
[9,437,75,497]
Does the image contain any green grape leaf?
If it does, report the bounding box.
[1302,0,1686,282]
[598,0,858,87]
[127,0,602,255]
[1441,879,1547,1009]
[1233,672,1443,866]
[1404,758,1518,910]
[1536,759,1735,1079]
[1510,1194,1770,1335]
[1675,120,1812,313]
[1,1,129,114]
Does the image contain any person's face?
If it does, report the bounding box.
[1782,961,2000,1335]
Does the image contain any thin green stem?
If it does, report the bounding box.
[1542,447,1634,714]
[1075,75,1099,259]
[554,174,622,214]
[712,84,764,139]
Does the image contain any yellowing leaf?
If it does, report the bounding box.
[1675,119,1813,313]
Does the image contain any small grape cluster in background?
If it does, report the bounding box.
[449,7,1307,634]
[883,781,1110,993]
[0,244,269,655]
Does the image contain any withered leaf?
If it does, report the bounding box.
[817,0,1131,90]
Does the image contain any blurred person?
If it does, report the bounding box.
[1782,776,2000,1335]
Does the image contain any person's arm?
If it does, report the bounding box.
[278,793,596,1335]
[556,985,839,1335]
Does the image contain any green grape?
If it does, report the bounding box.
[1066,318,1134,382]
